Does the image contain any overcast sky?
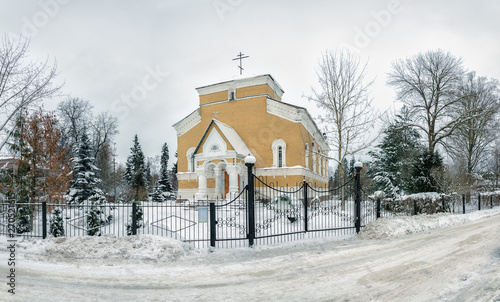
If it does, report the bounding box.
[1,0,499,165]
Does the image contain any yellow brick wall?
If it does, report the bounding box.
[199,90,227,105]
[236,84,275,99]
[179,97,319,172]
[178,179,198,189]
[178,83,327,188]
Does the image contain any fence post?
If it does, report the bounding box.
[491,195,493,209]
[441,196,446,212]
[376,198,381,219]
[462,194,465,214]
[478,194,481,211]
[303,179,308,232]
[413,200,418,216]
[354,162,363,234]
[209,202,216,247]
[42,202,47,239]
[245,155,256,247]
[132,202,137,235]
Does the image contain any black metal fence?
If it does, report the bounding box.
[207,162,373,247]
[371,192,500,217]
[1,162,498,249]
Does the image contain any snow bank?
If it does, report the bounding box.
[0,235,193,263]
[1,208,499,263]
[360,207,500,240]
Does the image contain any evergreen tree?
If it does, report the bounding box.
[124,135,147,201]
[367,107,423,197]
[126,202,144,235]
[153,143,172,202]
[6,113,33,233]
[410,150,444,193]
[49,207,65,237]
[66,128,100,204]
[170,150,178,193]
[145,159,152,194]
[65,128,109,235]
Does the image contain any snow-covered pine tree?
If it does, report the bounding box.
[152,143,172,202]
[124,135,147,201]
[49,207,65,237]
[367,106,423,197]
[126,201,143,235]
[145,159,152,194]
[8,113,33,233]
[65,128,110,235]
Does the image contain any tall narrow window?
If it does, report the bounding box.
[278,146,283,168]
[272,139,286,168]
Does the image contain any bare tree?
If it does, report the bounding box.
[446,72,499,188]
[387,49,465,154]
[0,34,62,150]
[306,49,376,205]
[57,97,93,152]
[91,111,119,159]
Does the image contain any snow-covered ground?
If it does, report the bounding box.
[1,208,500,301]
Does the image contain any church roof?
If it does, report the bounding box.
[192,119,253,158]
[196,74,284,99]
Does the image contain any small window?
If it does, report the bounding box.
[229,90,235,100]
[272,139,286,168]
[210,145,220,151]
[278,146,283,167]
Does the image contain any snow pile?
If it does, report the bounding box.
[360,207,500,240]
[2,235,193,263]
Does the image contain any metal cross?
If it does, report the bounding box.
[232,52,249,75]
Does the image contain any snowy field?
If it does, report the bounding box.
[1,207,499,301]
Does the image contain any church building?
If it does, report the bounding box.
[173,74,329,200]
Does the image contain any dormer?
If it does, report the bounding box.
[196,74,284,106]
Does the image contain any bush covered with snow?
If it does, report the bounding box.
[380,192,449,215]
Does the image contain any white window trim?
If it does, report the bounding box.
[228,87,236,101]
[271,139,287,168]
[186,147,196,172]
[305,143,309,170]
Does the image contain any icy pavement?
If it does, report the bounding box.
[1,208,500,301]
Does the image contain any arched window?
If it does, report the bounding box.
[228,88,235,101]
[278,146,283,168]
[312,146,317,173]
[272,139,286,168]
[305,143,309,169]
[186,147,196,172]
[210,144,220,151]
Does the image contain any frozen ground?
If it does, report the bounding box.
[1,208,500,301]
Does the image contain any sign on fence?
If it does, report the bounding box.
[198,207,208,223]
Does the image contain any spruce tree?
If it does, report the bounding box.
[153,143,172,202]
[8,113,32,233]
[49,207,65,237]
[65,128,109,235]
[124,135,147,201]
[367,106,423,197]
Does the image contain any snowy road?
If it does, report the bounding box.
[3,211,500,301]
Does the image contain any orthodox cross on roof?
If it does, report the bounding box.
[232,52,249,75]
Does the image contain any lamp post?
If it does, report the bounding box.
[245,155,256,246]
[354,161,363,234]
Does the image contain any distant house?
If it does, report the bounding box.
[173,74,329,200]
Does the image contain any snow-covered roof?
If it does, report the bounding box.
[196,74,284,99]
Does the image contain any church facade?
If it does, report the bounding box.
[173,74,329,200]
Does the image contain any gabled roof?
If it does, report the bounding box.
[192,119,253,158]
